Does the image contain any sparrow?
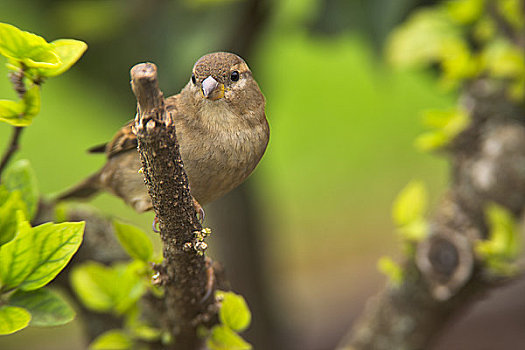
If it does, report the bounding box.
[58,52,269,216]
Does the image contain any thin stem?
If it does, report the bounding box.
[0,126,24,181]
[0,68,28,180]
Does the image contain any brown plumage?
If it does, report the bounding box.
[58,52,269,213]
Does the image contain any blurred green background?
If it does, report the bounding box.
[0,0,460,349]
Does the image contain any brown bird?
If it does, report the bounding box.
[58,52,269,216]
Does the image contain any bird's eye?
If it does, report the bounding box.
[191,74,196,84]
[230,71,240,82]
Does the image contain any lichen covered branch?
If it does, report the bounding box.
[131,63,218,349]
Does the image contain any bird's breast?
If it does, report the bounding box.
[177,103,268,204]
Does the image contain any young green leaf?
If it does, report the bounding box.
[377,256,404,286]
[40,39,87,77]
[9,288,75,326]
[22,85,41,119]
[416,108,470,151]
[131,323,161,341]
[207,325,252,350]
[217,291,251,332]
[71,261,145,314]
[113,220,153,262]
[20,221,85,291]
[0,305,31,335]
[3,159,39,220]
[392,180,428,227]
[445,0,484,24]
[476,203,520,275]
[89,329,133,350]
[0,192,26,246]
[0,23,60,69]
[0,99,25,126]
[0,214,33,291]
[0,220,85,292]
[70,262,117,312]
[386,9,460,68]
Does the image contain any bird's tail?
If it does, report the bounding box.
[55,172,102,202]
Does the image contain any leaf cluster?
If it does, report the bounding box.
[387,0,524,152]
[72,221,162,349]
[377,181,430,286]
[205,291,253,350]
[0,160,85,335]
[0,22,87,126]
[476,203,521,276]
[387,0,524,97]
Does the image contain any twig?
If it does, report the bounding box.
[0,126,24,180]
[0,69,27,180]
[131,63,218,349]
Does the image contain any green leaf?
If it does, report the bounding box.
[70,262,116,312]
[217,291,251,332]
[497,0,525,30]
[377,256,404,286]
[445,0,484,24]
[0,305,31,335]
[89,329,133,350]
[415,131,449,151]
[482,39,525,79]
[0,215,32,290]
[207,325,252,350]
[392,180,427,227]
[23,85,41,119]
[0,220,85,292]
[113,221,153,262]
[0,23,60,68]
[39,39,87,77]
[476,203,520,275]
[9,288,75,326]
[0,192,26,247]
[397,218,428,242]
[416,109,470,151]
[3,159,39,220]
[131,323,161,341]
[0,99,25,126]
[71,261,145,314]
[386,9,460,68]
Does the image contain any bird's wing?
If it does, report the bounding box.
[87,94,181,158]
[87,120,138,158]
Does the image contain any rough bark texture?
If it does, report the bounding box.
[338,79,525,350]
[131,63,218,349]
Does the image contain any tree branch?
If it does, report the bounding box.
[131,63,218,349]
[338,78,525,350]
[0,126,24,180]
[0,70,27,180]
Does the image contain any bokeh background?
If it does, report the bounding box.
[1,0,523,349]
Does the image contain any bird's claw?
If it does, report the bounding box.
[200,256,215,303]
[193,197,205,223]
[152,216,160,233]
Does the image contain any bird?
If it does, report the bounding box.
[58,52,269,218]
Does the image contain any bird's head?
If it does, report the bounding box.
[186,52,264,109]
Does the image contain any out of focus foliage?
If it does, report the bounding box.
[388,0,524,98]
[476,204,521,276]
[378,0,524,289]
[388,0,524,152]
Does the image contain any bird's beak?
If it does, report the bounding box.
[201,76,224,100]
